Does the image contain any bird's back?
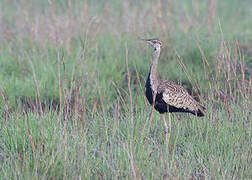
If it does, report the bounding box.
[158,79,205,116]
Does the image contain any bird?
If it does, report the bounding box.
[142,38,206,146]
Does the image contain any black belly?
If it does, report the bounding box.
[145,73,168,114]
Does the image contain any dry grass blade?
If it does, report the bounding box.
[132,55,148,108]
[0,85,9,118]
[125,43,134,129]
[174,48,202,98]
[27,129,38,180]
[26,53,43,115]
[57,49,63,120]
[111,80,128,110]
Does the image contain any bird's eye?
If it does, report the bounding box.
[154,47,157,51]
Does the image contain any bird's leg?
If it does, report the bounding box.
[162,113,171,148]
[148,92,156,130]
[168,112,171,144]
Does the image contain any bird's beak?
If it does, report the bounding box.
[141,38,150,42]
[140,38,152,45]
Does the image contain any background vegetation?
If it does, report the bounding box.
[0,0,251,179]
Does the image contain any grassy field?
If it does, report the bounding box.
[0,0,251,179]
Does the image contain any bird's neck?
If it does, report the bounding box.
[149,49,160,92]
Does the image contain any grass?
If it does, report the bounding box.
[0,0,251,179]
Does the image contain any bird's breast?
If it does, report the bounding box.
[145,73,154,105]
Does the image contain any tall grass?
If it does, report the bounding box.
[0,0,251,179]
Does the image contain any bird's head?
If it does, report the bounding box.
[142,38,162,51]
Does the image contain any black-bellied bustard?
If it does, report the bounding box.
[143,38,205,146]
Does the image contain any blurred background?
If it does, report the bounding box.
[0,0,251,179]
[0,0,251,106]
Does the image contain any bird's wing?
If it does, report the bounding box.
[157,80,204,112]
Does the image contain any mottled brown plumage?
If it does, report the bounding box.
[158,79,205,116]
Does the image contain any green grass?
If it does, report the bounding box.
[0,0,251,179]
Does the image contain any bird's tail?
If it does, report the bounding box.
[195,104,206,117]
